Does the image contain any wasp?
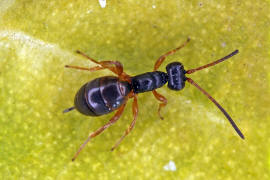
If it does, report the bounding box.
[64,38,244,161]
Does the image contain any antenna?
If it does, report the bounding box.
[186,78,244,139]
[185,50,244,139]
[186,50,239,74]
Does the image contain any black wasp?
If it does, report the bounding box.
[64,38,244,161]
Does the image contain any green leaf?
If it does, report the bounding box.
[1,0,269,179]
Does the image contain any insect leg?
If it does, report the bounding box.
[76,51,123,74]
[76,50,101,64]
[111,94,138,151]
[98,60,123,75]
[65,65,106,72]
[98,61,131,82]
[72,102,127,161]
[154,38,190,71]
[76,50,131,82]
[152,90,167,120]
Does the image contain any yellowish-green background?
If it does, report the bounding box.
[1,0,270,179]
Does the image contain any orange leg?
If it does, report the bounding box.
[153,38,190,71]
[72,102,127,161]
[99,60,131,82]
[111,93,138,151]
[99,60,123,76]
[152,90,167,120]
[75,50,131,82]
[65,65,105,72]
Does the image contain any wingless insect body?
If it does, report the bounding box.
[64,38,244,161]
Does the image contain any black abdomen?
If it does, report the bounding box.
[131,71,168,93]
[74,76,131,116]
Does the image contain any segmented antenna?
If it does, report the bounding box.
[186,50,239,74]
[185,50,245,139]
[186,78,244,139]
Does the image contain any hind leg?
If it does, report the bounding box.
[71,102,128,161]
[111,93,138,151]
[65,65,106,72]
[74,50,131,82]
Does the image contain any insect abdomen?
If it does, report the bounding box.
[74,76,131,116]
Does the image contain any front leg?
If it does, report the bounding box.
[153,38,190,71]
